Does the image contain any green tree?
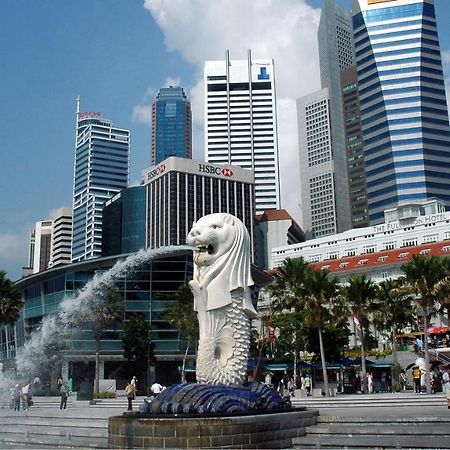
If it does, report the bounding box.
[301,266,341,397]
[269,257,309,313]
[0,270,23,325]
[268,257,309,382]
[164,283,198,382]
[372,278,415,390]
[89,285,124,393]
[122,314,155,389]
[341,274,378,394]
[400,254,445,394]
[433,257,450,320]
[304,322,350,364]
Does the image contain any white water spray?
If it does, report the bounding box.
[0,245,194,398]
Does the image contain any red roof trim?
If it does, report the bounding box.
[311,241,450,273]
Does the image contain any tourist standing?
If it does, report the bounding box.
[125,382,136,411]
[304,374,312,396]
[59,379,68,410]
[21,382,32,410]
[13,384,21,411]
[399,370,407,391]
[367,373,374,394]
[412,367,421,393]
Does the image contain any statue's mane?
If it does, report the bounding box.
[194,213,256,316]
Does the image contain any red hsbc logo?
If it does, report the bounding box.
[147,164,166,181]
[198,164,234,177]
[221,168,233,177]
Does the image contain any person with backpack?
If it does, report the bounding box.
[125,382,136,411]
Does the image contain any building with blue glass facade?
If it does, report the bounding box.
[151,87,192,165]
[102,186,146,257]
[6,251,271,390]
[72,99,130,262]
[353,0,450,224]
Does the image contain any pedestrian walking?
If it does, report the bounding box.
[21,382,32,410]
[125,382,136,411]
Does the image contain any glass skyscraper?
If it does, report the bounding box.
[151,86,192,165]
[72,99,130,262]
[353,0,450,223]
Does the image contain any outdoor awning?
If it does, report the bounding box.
[366,361,394,367]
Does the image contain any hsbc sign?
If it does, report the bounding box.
[146,164,166,181]
[198,164,234,177]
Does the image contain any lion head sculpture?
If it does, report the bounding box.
[187,213,257,317]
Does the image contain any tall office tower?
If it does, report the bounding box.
[317,0,356,233]
[353,0,450,224]
[204,50,280,214]
[151,86,192,165]
[341,66,369,227]
[298,89,338,238]
[49,207,72,268]
[72,99,130,262]
[143,157,255,251]
[32,220,53,273]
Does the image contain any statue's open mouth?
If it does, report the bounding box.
[196,244,214,255]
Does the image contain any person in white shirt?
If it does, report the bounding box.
[151,381,163,396]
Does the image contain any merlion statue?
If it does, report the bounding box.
[187,213,258,386]
[142,213,289,414]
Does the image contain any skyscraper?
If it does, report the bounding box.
[32,220,52,273]
[299,0,356,237]
[204,50,280,214]
[72,99,130,262]
[341,66,369,228]
[353,0,450,223]
[49,207,72,268]
[151,86,192,165]
[298,89,338,238]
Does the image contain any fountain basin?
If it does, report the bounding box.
[108,408,318,449]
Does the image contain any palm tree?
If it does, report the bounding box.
[0,270,23,325]
[401,254,445,394]
[164,283,198,382]
[372,278,416,390]
[268,257,309,383]
[269,257,309,312]
[341,274,378,394]
[301,266,340,397]
[433,257,450,320]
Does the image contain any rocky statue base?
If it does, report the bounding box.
[139,382,290,415]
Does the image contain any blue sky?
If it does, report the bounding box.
[1,0,449,281]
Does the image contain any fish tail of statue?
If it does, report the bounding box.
[195,289,251,386]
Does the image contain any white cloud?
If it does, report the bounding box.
[0,231,29,279]
[132,104,152,124]
[163,76,181,87]
[143,0,321,224]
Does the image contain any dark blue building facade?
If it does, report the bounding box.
[102,186,146,257]
[151,87,192,165]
